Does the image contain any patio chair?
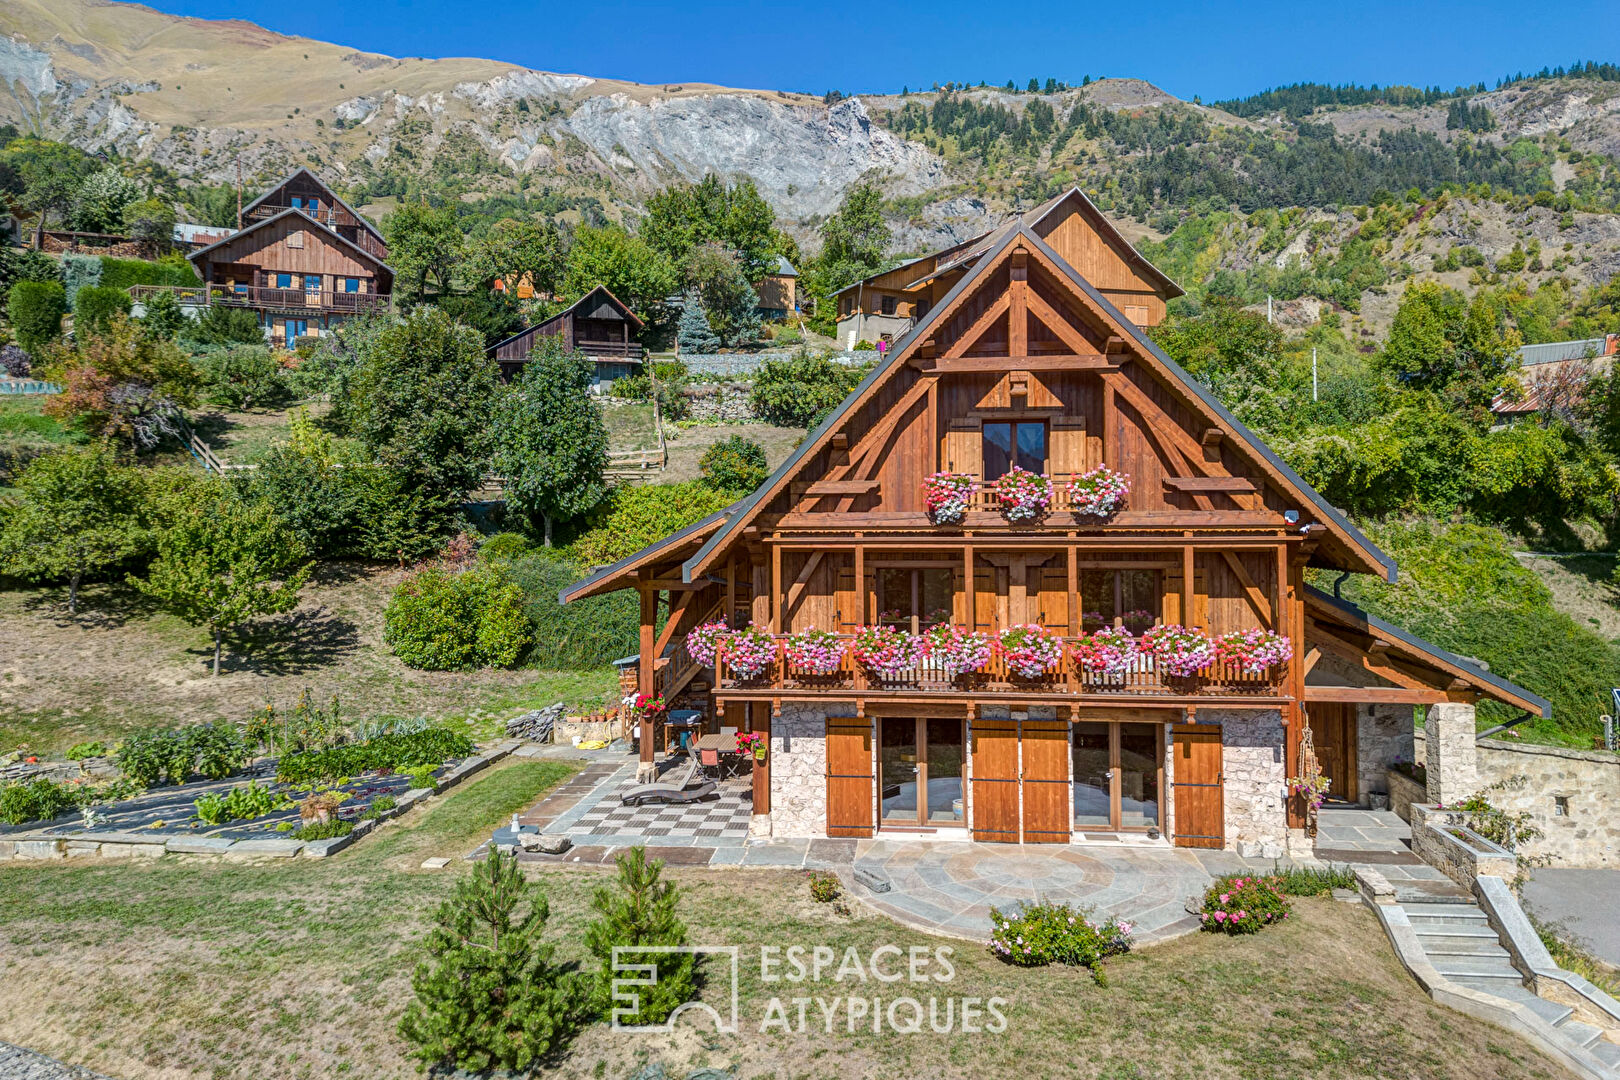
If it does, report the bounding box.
[619,758,715,806]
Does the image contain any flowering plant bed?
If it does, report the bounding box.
[1140,624,1214,677]
[922,624,995,676]
[923,471,977,524]
[1071,627,1139,676]
[1065,465,1130,518]
[1198,875,1291,935]
[990,467,1052,522]
[850,625,927,678]
[1213,628,1293,674]
[719,623,776,680]
[997,623,1064,678]
[783,626,847,675]
[988,900,1134,985]
[685,620,729,667]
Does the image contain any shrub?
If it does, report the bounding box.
[699,434,769,493]
[9,281,67,352]
[139,288,186,341]
[293,819,354,841]
[61,254,102,308]
[185,304,264,347]
[97,254,199,292]
[569,481,733,567]
[479,532,533,562]
[65,741,106,761]
[504,551,642,668]
[1199,874,1291,934]
[808,870,841,903]
[1269,864,1357,896]
[586,846,694,1024]
[384,565,534,671]
[274,727,475,785]
[750,350,864,427]
[199,345,285,410]
[399,849,584,1071]
[362,795,398,820]
[987,900,1133,984]
[0,777,82,825]
[193,781,288,825]
[72,285,132,335]
[0,342,30,377]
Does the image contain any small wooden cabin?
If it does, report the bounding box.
[755,256,798,320]
[489,286,645,389]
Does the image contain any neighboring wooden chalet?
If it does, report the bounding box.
[124,168,393,346]
[563,187,1547,854]
[834,190,1183,348]
[756,255,798,320]
[489,286,645,389]
[1492,334,1618,419]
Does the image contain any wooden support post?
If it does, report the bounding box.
[964,544,975,631]
[1280,544,1304,829]
[1102,379,1117,470]
[925,377,939,472]
[637,585,657,776]
[751,561,769,626]
[770,545,783,634]
[1067,545,1079,637]
[750,701,771,816]
[1182,545,1196,628]
[854,545,866,625]
[727,556,737,628]
[1009,250,1029,357]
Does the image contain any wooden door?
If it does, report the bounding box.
[826,718,875,837]
[1306,704,1357,804]
[1021,719,1071,843]
[1171,725,1224,849]
[970,717,1019,842]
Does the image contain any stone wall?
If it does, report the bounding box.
[677,351,862,377]
[1424,702,1478,804]
[1210,708,1287,856]
[1416,730,1618,868]
[768,704,836,838]
[1355,703,1415,804]
[685,383,759,423]
[1386,767,1426,823]
[1408,805,1520,889]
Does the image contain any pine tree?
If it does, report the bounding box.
[585,846,696,1025]
[399,849,584,1073]
[676,291,721,354]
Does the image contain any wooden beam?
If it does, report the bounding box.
[773,509,1290,530]
[1219,550,1274,629]
[1102,379,1117,469]
[1164,477,1257,494]
[1008,251,1029,357]
[918,353,1111,373]
[1303,647,1321,676]
[925,376,938,473]
[1024,287,1095,357]
[855,545,866,626]
[638,586,656,764]
[802,480,881,497]
[781,550,826,626]
[1182,545,1196,628]
[1307,619,1449,690]
[770,544,783,634]
[726,556,737,628]
[941,292,1010,359]
[650,589,695,665]
[1067,544,1079,637]
[964,544,975,633]
[1305,686,1472,705]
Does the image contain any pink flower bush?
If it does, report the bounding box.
[685,620,729,667]
[1140,623,1215,677]
[1065,464,1130,518]
[720,623,777,680]
[1071,626,1139,676]
[923,624,994,676]
[990,466,1052,522]
[783,626,847,675]
[923,471,977,524]
[997,623,1064,678]
[1213,628,1293,674]
[1198,874,1290,935]
[850,625,927,678]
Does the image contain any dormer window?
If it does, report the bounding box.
[983,421,1046,480]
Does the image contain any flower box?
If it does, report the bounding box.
[1065,465,1130,519]
[685,620,729,667]
[990,467,1052,522]
[923,471,977,524]
[850,625,927,679]
[720,623,776,681]
[1212,628,1292,675]
[922,624,994,677]
[997,623,1064,679]
[1140,624,1214,678]
[1071,626,1139,676]
[783,626,847,676]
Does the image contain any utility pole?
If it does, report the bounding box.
[235,160,243,230]
[1267,294,1273,325]
[1312,347,1318,402]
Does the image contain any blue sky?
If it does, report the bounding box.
[144,0,1616,102]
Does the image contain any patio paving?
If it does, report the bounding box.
[1312,806,1465,901]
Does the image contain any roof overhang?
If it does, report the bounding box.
[558,504,737,604]
[187,207,394,275]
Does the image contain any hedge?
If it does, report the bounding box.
[8,281,67,352]
[97,254,200,292]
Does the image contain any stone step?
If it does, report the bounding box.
[1411,922,1500,939]
[1404,903,1488,919]
[1451,979,1574,1026]
[1555,1020,1605,1050]
[1398,883,1476,903]
[1430,956,1524,980]
[1414,936,1510,958]
[1591,1040,1620,1069]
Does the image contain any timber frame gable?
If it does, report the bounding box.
[682,222,1395,585]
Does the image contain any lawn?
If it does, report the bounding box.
[0,761,1577,1080]
[0,565,618,756]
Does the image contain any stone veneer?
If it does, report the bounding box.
[768,703,836,838]
[1424,701,1478,805]
[1208,708,1287,856]
[1355,703,1415,804]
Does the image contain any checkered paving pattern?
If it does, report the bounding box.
[565,779,753,839]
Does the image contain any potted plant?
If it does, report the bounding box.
[850,625,927,678]
[923,471,977,524]
[783,626,847,675]
[922,623,994,677]
[1065,464,1130,518]
[1071,626,1139,676]
[299,790,347,825]
[1140,624,1214,678]
[989,466,1052,522]
[1213,628,1293,675]
[736,731,767,762]
[719,623,777,680]
[685,620,729,667]
[997,623,1064,678]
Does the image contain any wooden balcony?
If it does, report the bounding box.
[127,284,390,313]
[576,339,643,361]
[704,632,1284,704]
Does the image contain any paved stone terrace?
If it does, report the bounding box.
[1313,806,1468,902]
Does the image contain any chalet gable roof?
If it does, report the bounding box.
[681,220,1396,584]
[186,207,394,275]
[488,284,645,355]
[241,166,385,245]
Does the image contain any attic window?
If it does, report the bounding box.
[287,232,305,249]
[880,295,897,316]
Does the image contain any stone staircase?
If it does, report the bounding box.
[1402,893,1620,1075]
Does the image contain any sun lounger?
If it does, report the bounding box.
[619,758,716,806]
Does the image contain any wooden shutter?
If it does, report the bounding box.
[1050,416,1088,478]
[1171,725,1223,849]
[973,565,997,634]
[826,718,874,837]
[834,561,858,631]
[944,417,982,475]
[1021,719,1071,843]
[1036,564,1068,630]
[1162,569,1208,628]
[970,717,1019,842]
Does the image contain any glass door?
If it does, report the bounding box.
[879,717,966,828]
[924,717,965,826]
[879,717,920,825]
[1071,722,1112,826]
[1117,723,1162,829]
[1072,720,1164,832]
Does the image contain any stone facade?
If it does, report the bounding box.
[1417,730,1619,868]
[1210,708,1287,856]
[768,703,835,838]
[1355,703,1415,804]
[1424,702,1478,804]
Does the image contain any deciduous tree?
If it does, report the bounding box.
[562,225,678,326]
[41,314,202,446]
[382,201,463,306]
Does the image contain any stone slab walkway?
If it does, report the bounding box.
[1313,806,1466,902]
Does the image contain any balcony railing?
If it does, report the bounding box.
[708,632,1283,699]
[127,284,390,313]
[576,339,643,360]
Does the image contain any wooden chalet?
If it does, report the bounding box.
[833,190,1183,349]
[489,286,645,389]
[564,189,1548,852]
[131,168,393,346]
